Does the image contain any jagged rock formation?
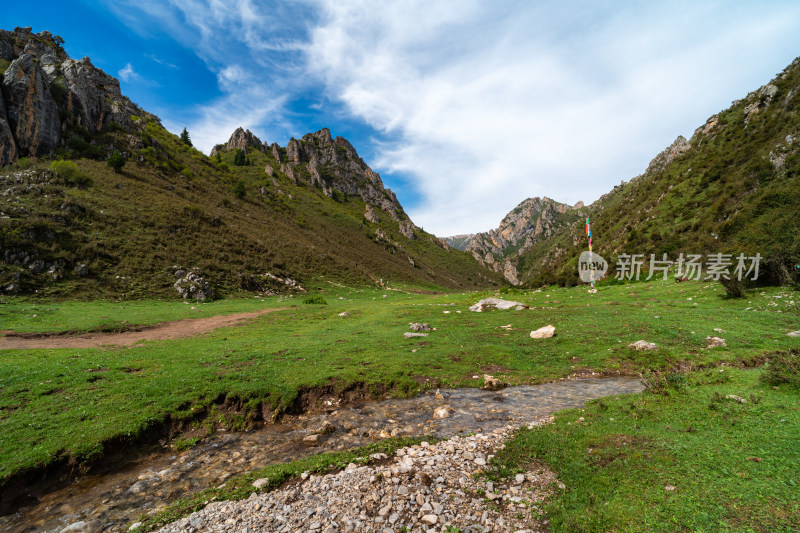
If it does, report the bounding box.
[214,126,418,238]
[642,135,690,177]
[460,197,585,284]
[0,27,156,166]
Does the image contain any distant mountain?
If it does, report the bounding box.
[0,27,502,297]
[515,57,800,287]
[441,234,474,251]
[451,197,585,284]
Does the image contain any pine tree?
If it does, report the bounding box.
[107,150,125,173]
[180,128,193,147]
[233,149,247,166]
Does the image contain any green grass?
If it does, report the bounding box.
[130,436,437,532]
[0,280,798,523]
[487,367,800,531]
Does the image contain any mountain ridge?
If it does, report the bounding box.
[0,27,501,297]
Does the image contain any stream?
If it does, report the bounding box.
[1,376,644,532]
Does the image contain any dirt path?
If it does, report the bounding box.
[0,308,288,350]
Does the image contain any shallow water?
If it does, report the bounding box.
[1,376,643,532]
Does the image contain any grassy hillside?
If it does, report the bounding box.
[0,119,500,298]
[518,57,800,287]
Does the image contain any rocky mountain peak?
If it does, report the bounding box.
[211,127,264,156]
[215,125,419,239]
[0,27,157,166]
[462,196,584,284]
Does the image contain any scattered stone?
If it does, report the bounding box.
[432,406,451,419]
[302,434,321,446]
[169,266,214,301]
[469,298,529,312]
[629,340,657,351]
[786,331,800,337]
[515,474,525,484]
[252,478,270,489]
[157,426,556,533]
[713,328,726,333]
[530,325,555,339]
[313,421,336,435]
[725,395,747,404]
[665,485,676,492]
[483,374,506,391]
[338,311,350,317]
[409,322,431,331]
[404,332,429,338]
[706,336,727,348]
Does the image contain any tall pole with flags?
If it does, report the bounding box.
[586,217,597,293]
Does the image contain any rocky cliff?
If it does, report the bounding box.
[0,26,156,166]
[214,127,419,239]
[457,197,585,284]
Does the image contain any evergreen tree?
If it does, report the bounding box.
[180,127,193,147]
[233,179,246,198]
[233,149,247,166]
[107,150,125,173]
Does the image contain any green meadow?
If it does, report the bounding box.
[1,279,799,531]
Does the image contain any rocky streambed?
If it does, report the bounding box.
[1,377,644,532]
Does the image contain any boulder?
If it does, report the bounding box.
[786,331,800,337]
[483,374,506,390]
[432,406,451,419]
[302,434,320,446]
[409,323,431,332]
[469,298,528,312]
[252,477,270,489]
[629,340,657,351]
[404,332,429,338]
[706,336,727,348]
[530,325,555,339]
[171,266,214,301]
[0,89,17,165]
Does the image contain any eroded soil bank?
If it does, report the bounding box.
[1,376,644,532]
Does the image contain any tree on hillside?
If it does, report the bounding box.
[233,179,246,198]
[233,149,247,166]
[107,150,125,173]
[180,127,193,147]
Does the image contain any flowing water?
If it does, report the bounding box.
[1,377,644,532]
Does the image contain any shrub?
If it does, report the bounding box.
[303,296,327,304]
[761,350,800,388]
[107,150,125,173]
[642,371,687,395]
[50,160,80,181]
[719,276,747,298]
[233,180,246,199]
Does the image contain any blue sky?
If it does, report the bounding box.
[3,1,800,236]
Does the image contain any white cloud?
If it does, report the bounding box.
[117,62,138,82]
[104,0,800,236]
[302,0,800,235]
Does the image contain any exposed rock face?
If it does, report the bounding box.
[440,234,474,251]
[0,27,156,165]
[642,135,690,176]
[215,126,418,238]
[464,197,584,284]
[211,127,264,156]
[2,53,60,157]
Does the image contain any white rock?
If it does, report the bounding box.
[530,325,555,339]
[421,514,438,525]
[404,332,429,338]
[786,331,800,337]
[252,477,269,489]
[705,336,727,348]
[469,298,528,312]
[629,340,657,351]
[433,406,451,419]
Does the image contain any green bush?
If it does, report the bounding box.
[50,160,80,180]
[719,276,747,298]
[107,150,125,173]
[761,350,800,388]
[233,180,246,199]
[303,296,327,305]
